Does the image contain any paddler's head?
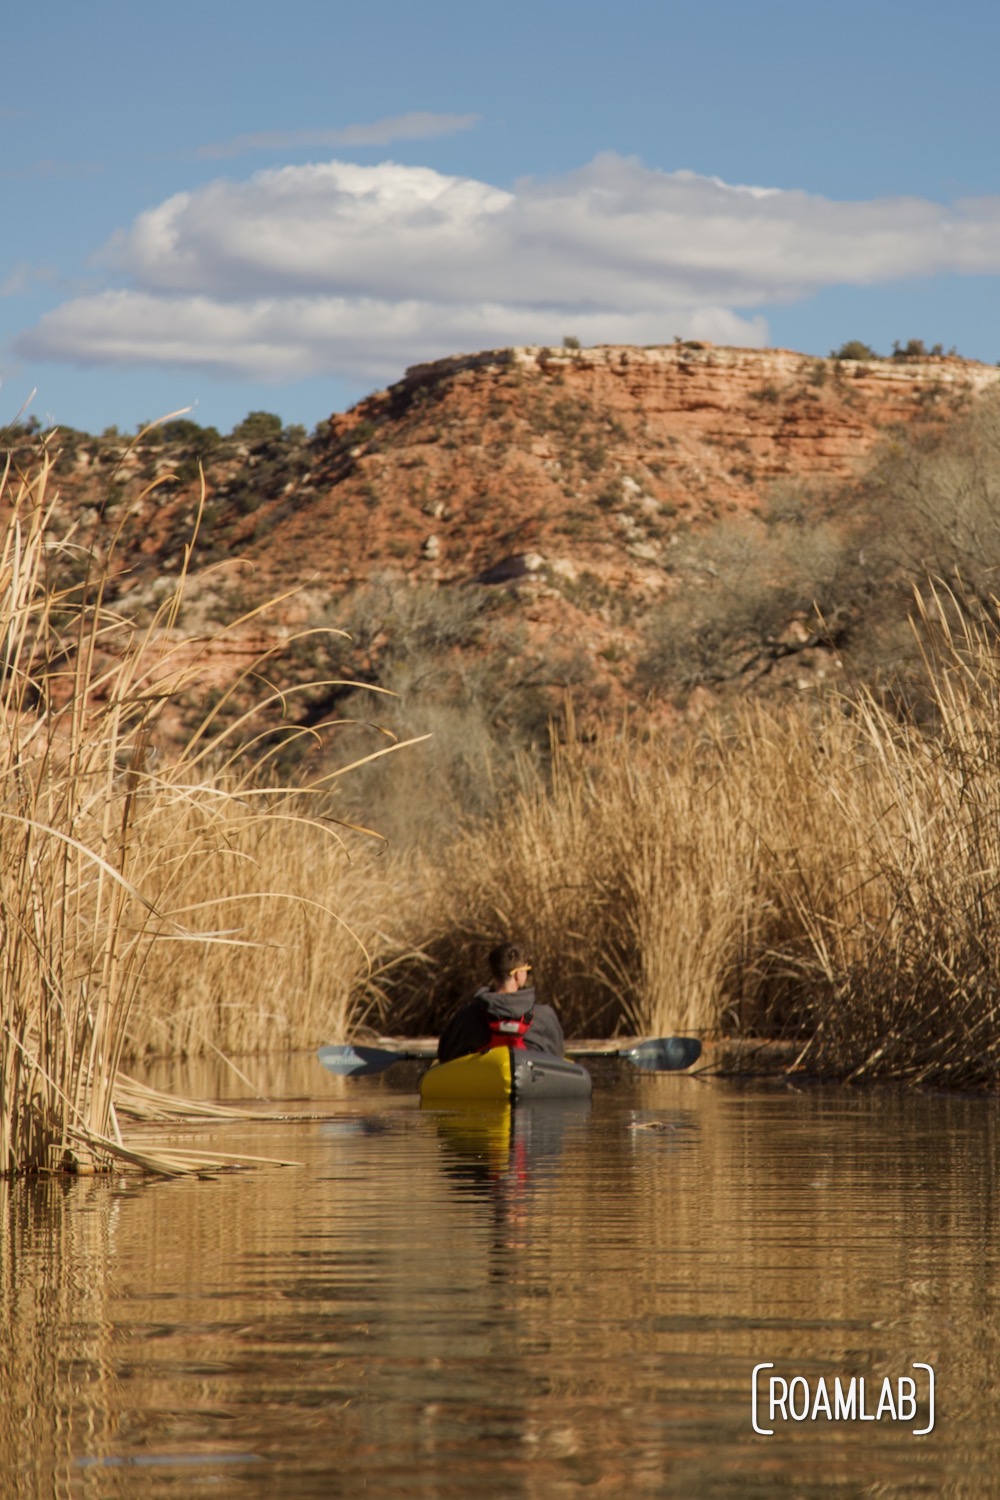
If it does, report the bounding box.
[488,941,532,993]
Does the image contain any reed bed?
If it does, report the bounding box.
[393,593,1000,1085]
[9,421,1000,1119]
[122,799,418,1060]
[0,437,407,1174]
[386,712,816,1040]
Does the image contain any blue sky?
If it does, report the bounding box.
[4,0,1000,436]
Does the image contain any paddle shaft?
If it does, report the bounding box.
[318,1036,701,1079]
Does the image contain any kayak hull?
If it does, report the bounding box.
[420,1047,592,1103]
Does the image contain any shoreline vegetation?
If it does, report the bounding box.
[6,388,1000,1171]
[0,433,417,1174]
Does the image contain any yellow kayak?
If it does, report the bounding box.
[420,1046,592,1103]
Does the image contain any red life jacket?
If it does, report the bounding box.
[484,1010,534,1051]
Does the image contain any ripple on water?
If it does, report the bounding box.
[0,1074,997,1496]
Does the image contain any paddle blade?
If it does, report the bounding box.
[619,1037,702,1072]
[317,1044,411,1078]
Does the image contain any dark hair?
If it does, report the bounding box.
[487,941,531,981]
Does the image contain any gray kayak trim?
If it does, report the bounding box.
[511,1054,592,1100]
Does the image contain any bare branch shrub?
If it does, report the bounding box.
[638,515,850,694]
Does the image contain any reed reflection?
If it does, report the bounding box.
[1,1081,999,1496]
[0,1173,123,1499]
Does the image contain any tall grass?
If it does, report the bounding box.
[384,712,799,1040]
[10,416,1000,1129]
[129,805,419,1060]
[788,591,1000,1084]
[0,438,408,1174]
[390,596,1000,1085]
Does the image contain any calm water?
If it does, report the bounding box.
[3,1056,999,1497]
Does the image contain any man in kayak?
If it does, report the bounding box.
[437,941,565,1063]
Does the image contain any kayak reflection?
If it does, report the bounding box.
[427,1098,591,1201]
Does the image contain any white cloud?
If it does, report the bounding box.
[17,153,1000,386]
[19,289,765,383]
[1,263,60,297]
[195,112,481,160]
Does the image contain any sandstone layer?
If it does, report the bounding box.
[10,342,1000,752]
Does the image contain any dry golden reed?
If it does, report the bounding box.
[393,595,1000,1086]
[9,418,1000,1135]
[0,434,412,1174]
[130,803,420,1060]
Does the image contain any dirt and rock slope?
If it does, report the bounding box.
[8,341,999,768]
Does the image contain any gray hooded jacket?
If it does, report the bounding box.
[436,984,565,1063]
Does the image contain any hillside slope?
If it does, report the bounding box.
[9,342,1000,775]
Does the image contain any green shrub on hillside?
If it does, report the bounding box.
[231,411,284,447]
[891,338,945,360]
[832,340,878,361]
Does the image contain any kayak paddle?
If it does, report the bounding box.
[317,1036,701,1079]
[317,1044,431,1078]
[616,1036,702,1071]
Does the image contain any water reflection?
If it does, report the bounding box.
[430,1100,592,1294]
[432,1099,589,1190]
[0,1072,998,1495]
